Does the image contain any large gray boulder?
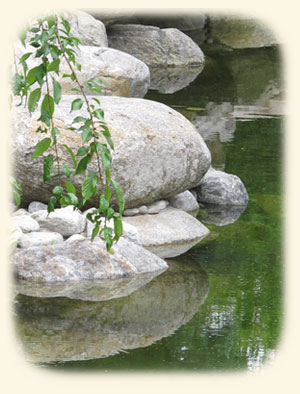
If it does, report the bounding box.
[123,207,210,258]
[107,24,205,68]
[14,237,168,283]
[194,167,249,206]
[62,10,108,47]
[12,95,211,209]
[55,46,150,98]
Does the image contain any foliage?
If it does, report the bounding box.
[10,176,22,207]
[13,14,124,252]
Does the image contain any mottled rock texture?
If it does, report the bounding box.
[12,95,211,209]
[107,24,205,67]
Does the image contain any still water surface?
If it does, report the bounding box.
[14,46,284,372]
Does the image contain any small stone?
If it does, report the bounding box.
[65,234,87,244]
[123,208,140,216]
[138,205,148,214]
[12,215,40,233]
[28,201,48,213]
[32,206,86,237]
[147,200,169,214]
[168,191,199,212]
[19,231,64,248]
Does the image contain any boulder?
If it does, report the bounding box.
[62,10,108,47]
[14,237,168,283]
[208,15,277,49]
[194,167,249,206]
[12,95,211,209]
[19,231,64,248]
[107,24,205,68]
[123,207,210,258]
[55,46,150,98]
[31,206,86,237]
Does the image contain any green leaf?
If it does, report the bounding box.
[104,186,112,202]
[10,177,22,192]
[99,194,109,213]
[28,88,41,113]
[91,222,100,241]
[53,186,63,198]
[48,196,57,214]
[51,127,60,144]
[75,155,92,175]
[41,94,54,117]
[81,126,93,144]
[31,137,51,160]
[43,154,54,182]
[82,172,98,203]
[53,80,62,104]
[107,207,115,220]
[71,98,83,112]
[113,217,123,241]
[111,179,125,216]
[94,108,104,120]
[76,146,89,156]
[13,190,21,207]
[73,116,87,124]
[47,59,60,72]
[63,144,77,168]
[102,126,114,150]
[20,52,32,63]
[65,180,76,195]
[27,64,46,86]
[88,77,105,87]
[62,162,72,178]
[67,193,78,206]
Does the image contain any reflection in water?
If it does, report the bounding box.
[15,260,209,363]
[150,64,204,94]
[198,203,247,226]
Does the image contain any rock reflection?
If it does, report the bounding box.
[14,260,209,363]
[193,102,236,142]
[199,203,247,226]
[15,269,166,302]
[150,65,204,94]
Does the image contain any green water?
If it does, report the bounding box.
[14,46,284,372]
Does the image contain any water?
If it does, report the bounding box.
[14,45,284,372]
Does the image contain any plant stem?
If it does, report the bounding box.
[54,16,105,193]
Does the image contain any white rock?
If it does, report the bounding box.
[28,201,48,213]
[31,206,86,237]
[12,209,30,217]
[123,207,210,258]
[19,231,64,248]
[12,215,40,232]
[168,191,199,212]
[138,205,148,214]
